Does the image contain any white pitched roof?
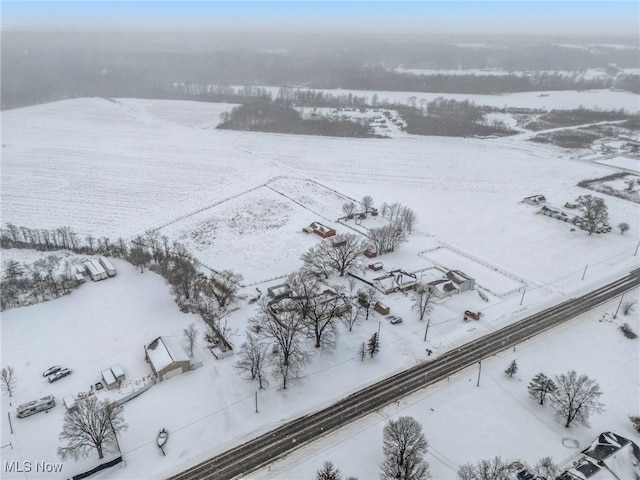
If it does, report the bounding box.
[146,336,189,372]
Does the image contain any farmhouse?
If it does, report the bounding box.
[144,336,191,382]
[523,194,546,205]
[556,432,640,480]
[373,269,418,294]
[304,221,336,239]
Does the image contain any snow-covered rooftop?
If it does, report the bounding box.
[145,336,189,372]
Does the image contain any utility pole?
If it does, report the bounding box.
[520,288,526,305]
[423,315,432,342]
[614,294,625,319]
[581,264,588,280]
[255,391,259,414]
[476,361,482,387]
[635,241,640,256]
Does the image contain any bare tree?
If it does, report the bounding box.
[58,396,127,460]
[380,416,430,480]
[411,284,434,322]
[456,457,512,480]
[234,332,269,389]
[316,461,343,480]
[369,224,407,254]
[550,370,604,428]
[357,288,379,321]
[302,233,368,277]
[201,270,243,309]
[362,195,374,216]
[531,457,559,480]
[527,373,557,405]
[617,222,630,235]
[358,342,367,361]
[167,254,199,301]
[203,310,235,352]
[128,239,151,273]
[0,366,16,398]
[287,271,345,350]
[182,322,199,357]
[576,195,608,235]
[3,260,25,283]
[341,299,362,332]
[400,207,418,234]
[300,246,333,279]
[342,201,357,219]
[251,304,308,390]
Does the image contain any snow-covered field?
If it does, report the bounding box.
[1,95,639,479]
[240,86,640,113]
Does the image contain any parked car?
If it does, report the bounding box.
[48,368,71,383]
[42,365,61,377]
[464,310,481,321]
[388,315,403,325]
[94,382,104,391]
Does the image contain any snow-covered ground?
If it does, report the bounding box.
[251,293,640,480]
[1,95,639,479]
[238,86,640,113]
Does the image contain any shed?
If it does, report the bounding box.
[110,364,125,382]
[267,284,291,300]
[101,368,117,390]
[63,395,77,412]
[374,302,390,315]
[145,336,191,382]
[523,195,546,206]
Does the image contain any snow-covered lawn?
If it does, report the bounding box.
[251,293,640,480]
[595,156,640,174]
[2,96,640,479]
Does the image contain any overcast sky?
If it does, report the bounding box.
[2,1,639,37]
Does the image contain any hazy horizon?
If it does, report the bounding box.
[3,1,639,38]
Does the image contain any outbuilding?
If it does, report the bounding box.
[145,336,191,382]
[523,194,546,206]
[101,368,118,390]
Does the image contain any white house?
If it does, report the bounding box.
[556,432,640,480]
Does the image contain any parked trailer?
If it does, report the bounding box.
[84,259,107,281]
[16,395,56,418]
[99,256,116,277]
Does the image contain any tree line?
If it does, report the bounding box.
[217,98,378,138]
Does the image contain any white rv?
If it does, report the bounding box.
[16,395,56,418]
